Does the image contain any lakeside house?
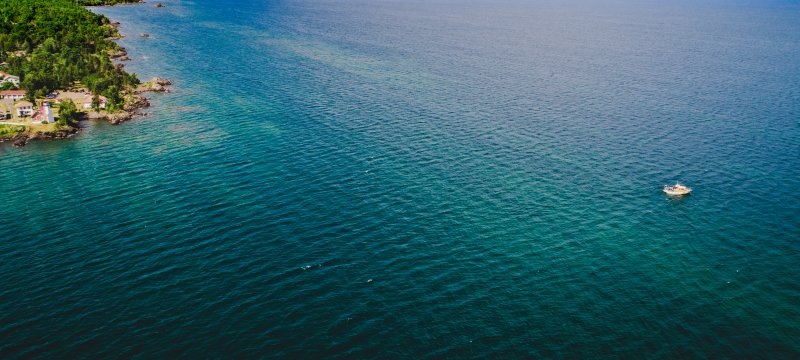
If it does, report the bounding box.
[0,71,20,86]
[56,92,107,110]
[32,102,55,124]
[15,101,33,117]
[82,95,108,110]
[0,90,25,101]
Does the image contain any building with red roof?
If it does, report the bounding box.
[80,94,107,110]
[0,90,25,101]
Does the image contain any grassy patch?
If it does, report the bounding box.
[0,124,26,137]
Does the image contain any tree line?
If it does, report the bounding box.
[76,0,142,6]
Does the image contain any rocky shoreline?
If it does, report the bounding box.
[0,75,171,146]
[86,77,171,125]
[2,4,172,147]
[91,0,145,7]
[1,77,171,147]
[1,128,80,147]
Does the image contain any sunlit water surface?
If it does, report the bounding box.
[1,0,799,357]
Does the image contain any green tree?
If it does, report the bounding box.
[57,99,79,126]
[22,77,36,101]
[91,94,100,111]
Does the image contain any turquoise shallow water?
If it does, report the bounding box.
[1,0,799,357]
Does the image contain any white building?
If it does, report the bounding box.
[15,101,33,117]
[0,71,19,86]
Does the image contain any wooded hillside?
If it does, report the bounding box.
[0,0,140,110]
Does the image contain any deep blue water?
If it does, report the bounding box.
[1,0,799,357]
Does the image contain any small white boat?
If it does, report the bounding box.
[663,182,692,196]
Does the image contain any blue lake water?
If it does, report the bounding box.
[1,0,799,357]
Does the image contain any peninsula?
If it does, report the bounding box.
[0,0,167,147]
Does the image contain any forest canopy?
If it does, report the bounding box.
[0,0,140,111]
[76,0,142,5]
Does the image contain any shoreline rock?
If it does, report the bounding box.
[91,0,144,7]
[13,135,28,147]
[1,134,29,147]
[2,127,80,147]
[105,112,134,125]
[30,128,79,141]
[84,93,152,125]
[135,77,172,94]
[110,46,129,61]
